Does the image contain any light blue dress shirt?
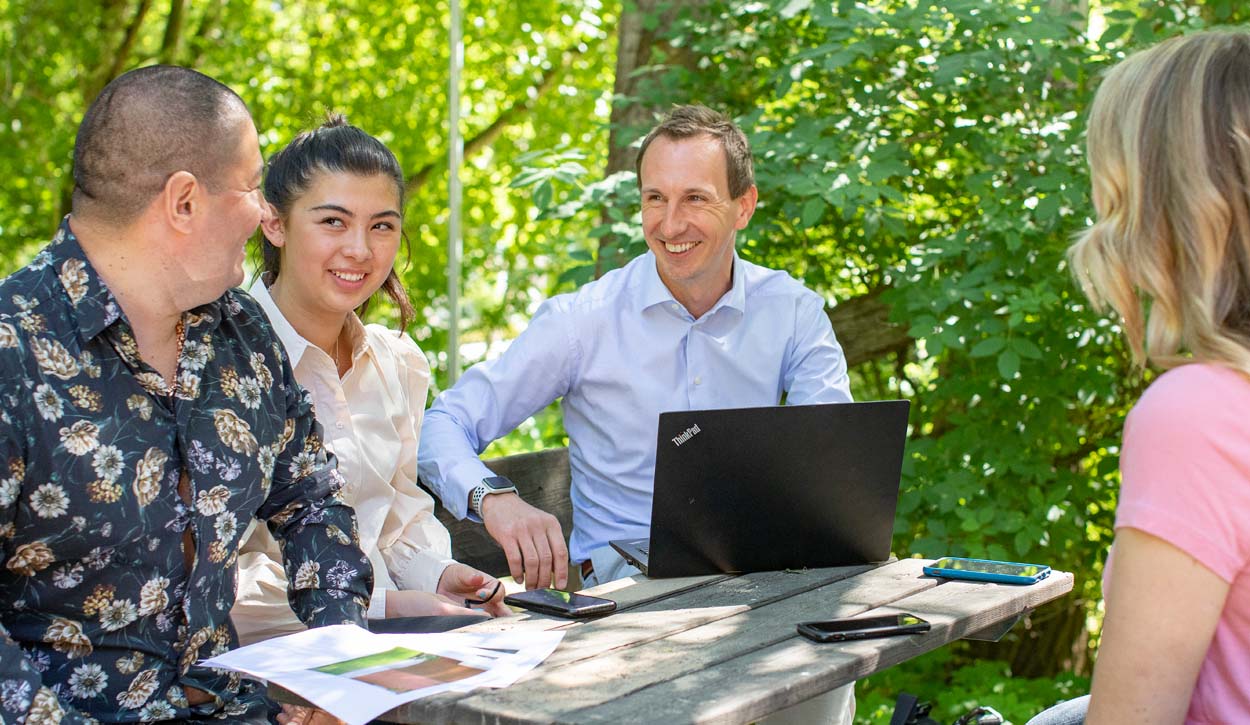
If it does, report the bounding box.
[418,251,853,562]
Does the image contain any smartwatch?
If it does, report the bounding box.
[470,475,518,518]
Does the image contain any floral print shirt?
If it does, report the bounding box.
[0,220,373,724]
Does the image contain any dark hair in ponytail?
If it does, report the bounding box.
[261,113,414,331]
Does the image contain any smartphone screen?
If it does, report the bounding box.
[504,589,616,618]
[930,558,1045,578]
[797,613,930,643]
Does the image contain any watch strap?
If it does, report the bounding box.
[471,480,518,517]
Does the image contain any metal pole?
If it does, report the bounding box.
[447,0,464,383]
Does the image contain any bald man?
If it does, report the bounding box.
[0,66,372,724]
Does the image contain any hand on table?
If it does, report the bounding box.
[481,493,568,590]
[436,563,511,617]
[384,589,487,619]
[278,705,345,725]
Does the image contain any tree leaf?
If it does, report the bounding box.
[799,197,826,228]
[1011,337,1043,360]
[997,349,1021,379]
[970,337,1005,358]
[533,179,554,211]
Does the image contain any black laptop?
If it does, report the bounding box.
[609,400,910,578]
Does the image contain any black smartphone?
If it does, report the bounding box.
[503,588,617,619]
[796,613,931,643]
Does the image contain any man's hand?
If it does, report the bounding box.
[436,563,511,617]
[480,493,568,590]
[278,705,346,725]
[384,589,486,619]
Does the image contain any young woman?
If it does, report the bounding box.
[232,116,509,647]
[1033,29,1250,725]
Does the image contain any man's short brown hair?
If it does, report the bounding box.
[71,65,250,226]
[634,105,755,199]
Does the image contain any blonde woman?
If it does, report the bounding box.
[1032,29,1250,725]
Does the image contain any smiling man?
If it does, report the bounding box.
[419,106,853,593]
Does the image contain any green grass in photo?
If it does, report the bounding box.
[314,647,431,676]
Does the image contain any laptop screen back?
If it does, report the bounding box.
[644,400,910,578]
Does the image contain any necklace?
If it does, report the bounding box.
[165,316,186,397]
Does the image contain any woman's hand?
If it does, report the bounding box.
[384,589,485,618]
[436,563,511,617]
[277,704,346,725]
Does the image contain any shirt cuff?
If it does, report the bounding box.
[368,587,388,619]
[444,458,497,520]
[389,548,458,595]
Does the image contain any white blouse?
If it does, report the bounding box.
[231,280,455,644]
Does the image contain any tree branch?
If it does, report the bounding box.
[404,42,577,196]
[185,1,225,67]
[99,0,155,97]
[159,0,188,65]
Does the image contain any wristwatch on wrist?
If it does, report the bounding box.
[470,475,518,517]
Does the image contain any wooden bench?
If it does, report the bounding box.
[418,447,574,577]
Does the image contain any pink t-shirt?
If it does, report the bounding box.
[1113,363,1250,722]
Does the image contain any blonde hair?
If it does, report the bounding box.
[1070,29,1250,375]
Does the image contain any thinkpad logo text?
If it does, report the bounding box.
[671,424,701,447]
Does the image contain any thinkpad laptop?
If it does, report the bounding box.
[610,400,910,578]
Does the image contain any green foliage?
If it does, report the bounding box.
[852,644,1090,724]
[0,0,615,392]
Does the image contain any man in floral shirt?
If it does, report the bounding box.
[0,66,373,723]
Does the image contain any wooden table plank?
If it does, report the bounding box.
[381,560,925,724]
[578,570,1075,725]
[440,572,730,636]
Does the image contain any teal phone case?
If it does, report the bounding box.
[922,556,1050,585]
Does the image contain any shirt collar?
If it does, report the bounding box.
[637,251,674,312]
[636,249,747,317]
[248,276,367,368]
[46,217,127,341]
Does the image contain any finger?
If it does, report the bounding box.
[546,524,569,590]
[460,569,487,592]
[517,533,541,590]
[482,590,512,617]
[500,533,525,585]
[533,534,554,590]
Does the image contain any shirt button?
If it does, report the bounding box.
[694,376,702,385]
[336,422,345,429]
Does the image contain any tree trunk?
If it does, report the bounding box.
[598,0,703,277]
[827,288,909,368]
[159,0,187,65]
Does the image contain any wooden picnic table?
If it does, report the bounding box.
[373,557,1074,724]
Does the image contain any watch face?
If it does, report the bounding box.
[482,476,515,490]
